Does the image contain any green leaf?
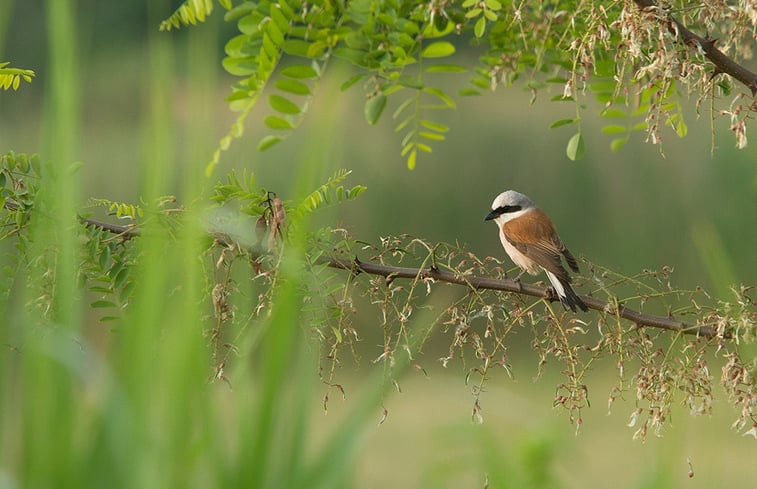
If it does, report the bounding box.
[590,80,616,93]
[120,282,135,302]
[113,268,129,289]
[595,93,613,104]
[422,87,456,108]
[281,64,318,79]
[600,108,627,119]
[717,78,732,95]
[264,115,293,130]
[458,88,481,96]
[15,210,27,227]
[631,104,650,117]
[282,39,311,57]
[610,136,629,152]
[347,185,367,199]
[265,21,285,46]
[364,95,387,125]
[269,94,301,114]
[433,13,449,31]
[474,17,486,38]
[393,98,413,119]
[595,59,616,78]
[420,131,445,141]
[344,31,370,50]
[333,47,367,66]
[407,149,417,170]
[262,33,279,60]
[278,0,295,19]
[401,130,416,147]
[421,41,455,58]
[566,132,585,161]
[340,74,364,91]
[631,122,648,131]
[225,34,255,57]
[423,18,455,38]
[258,135,282,151]
[601,125,627,135]
[675,120,688,138]
[549,118,576,129]
[88,286,113,294]
[394,115,412,132]
[99,246,111,269]
[306,41,327,58]
[420,120,449,132]
[483,9,498,21]
[224,2,255,22]
[222,56,256,76]
[275,79,310,95]
[424,64,467,73]
[270,5,290,32]
[640,86,657,104]
[91,300,116,309]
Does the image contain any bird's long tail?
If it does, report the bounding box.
[545,271,588,312]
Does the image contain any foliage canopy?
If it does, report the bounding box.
[161,0,756,169]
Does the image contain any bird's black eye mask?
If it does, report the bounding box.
[498,205,522,214]
[484,205,522,221]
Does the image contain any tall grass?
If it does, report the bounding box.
[14,1,82,487]
[0,3,396,489]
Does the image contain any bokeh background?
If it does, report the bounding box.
[1,2,756,488]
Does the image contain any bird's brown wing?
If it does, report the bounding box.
[502,209,572,283]
[552,234,580,273]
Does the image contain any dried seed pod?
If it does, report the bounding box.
[268,195,286,251]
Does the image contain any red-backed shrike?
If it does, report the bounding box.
[485,190,588,312]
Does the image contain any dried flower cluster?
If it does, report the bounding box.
[482,0,756,149]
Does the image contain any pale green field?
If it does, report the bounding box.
[313,366,755,489]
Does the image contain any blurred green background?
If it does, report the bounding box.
[1,2,756,488]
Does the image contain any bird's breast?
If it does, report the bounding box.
[498,228,540,275]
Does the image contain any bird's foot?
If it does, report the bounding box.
[512,270,525,292]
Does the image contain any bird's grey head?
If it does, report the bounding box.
[484,190,534,222]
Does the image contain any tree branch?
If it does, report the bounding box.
[633,0,757,95]
[327,256,724,339]
[3,200,140,239]
[2,199,726,339]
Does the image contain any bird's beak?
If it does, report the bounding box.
[484,211,497,221]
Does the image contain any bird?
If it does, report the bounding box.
[484,190,588,312]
